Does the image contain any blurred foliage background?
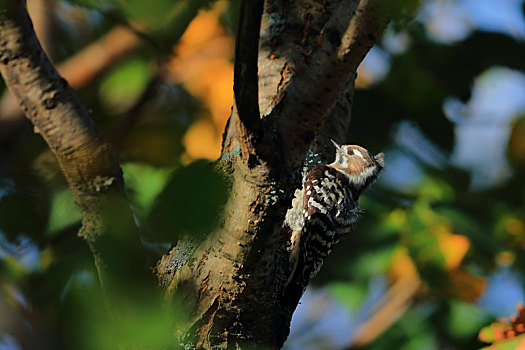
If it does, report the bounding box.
[0,0,525,349]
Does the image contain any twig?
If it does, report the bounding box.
[346,275,422,349]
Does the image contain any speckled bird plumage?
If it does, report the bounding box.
[284,141,384,294]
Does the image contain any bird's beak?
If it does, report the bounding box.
[331,139,341,150]
[374,153,385,168]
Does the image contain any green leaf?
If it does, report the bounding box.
[417,178,454,203]
[99,58,151,113]
[329,282,368,311]
[447,301,490,339]
[147,160,229,241]
[117,0,179,30]
[349,247,396,279]
[122,162,172,216]
[46,189,82,236]
[479,334,525,350]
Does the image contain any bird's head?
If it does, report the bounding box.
[330,140,384,186]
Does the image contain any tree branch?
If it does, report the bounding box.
[234,0,263,133]
[0,1,152,296]
[27,0,53,56]
[346,275,421,349]
[267,0,398,172]
[0,0,216,141]
[0,25,141,124]
[157,0,402,347]
[233,0,273,171]
[338,0,394,63]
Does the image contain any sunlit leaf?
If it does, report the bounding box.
[171,6,234,159]
[46,189,82,236]
[389,248,419,282]
[479,302,525,348]
[480,333,525,350]
[418,178,454,203]
[99,58,151,113]
[435,230,470,269]
[385,209,409,231]
[182,117,222,160]
[447,300,490,339]
[121,162,172,216]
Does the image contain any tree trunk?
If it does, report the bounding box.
[0,0,403,348]
[156,0,400,348]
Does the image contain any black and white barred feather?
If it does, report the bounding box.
[284,141,384,297]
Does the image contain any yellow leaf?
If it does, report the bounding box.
[183,118,221,160]
[389,247,419,281]
[434,228,470,269]
[169,3,234,159]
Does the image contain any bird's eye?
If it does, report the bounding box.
[347,149,354,155]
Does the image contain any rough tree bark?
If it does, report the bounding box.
[0,0,404,349]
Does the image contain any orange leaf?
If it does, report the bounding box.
[435,229,470,269]
[389,248,419,282]
[447,269,485,302]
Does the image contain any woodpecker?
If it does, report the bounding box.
[284,141,384,297]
